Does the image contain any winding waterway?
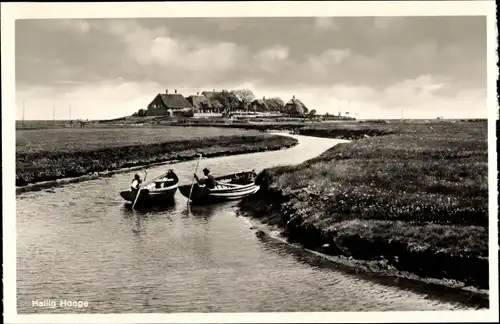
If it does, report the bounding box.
[17,134,477,313]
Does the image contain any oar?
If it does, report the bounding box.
[132,171,147,210]
[187,153,203,205]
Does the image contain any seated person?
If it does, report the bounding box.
[194,168,217,189]
[130,173,142,191]
[155,169,175,188]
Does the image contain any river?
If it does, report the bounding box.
[16,134,476,313]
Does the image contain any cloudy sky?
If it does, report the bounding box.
[15,16,486,120]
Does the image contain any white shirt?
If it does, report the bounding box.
[131,179,140,190]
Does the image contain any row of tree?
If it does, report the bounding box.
[211,89,286,113]
[133,88,319,117]
[211,89,318,117]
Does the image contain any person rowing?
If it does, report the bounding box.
[194,168,217,189]
[130,173,143,192]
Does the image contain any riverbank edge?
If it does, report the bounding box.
[16,137,298,195]
[238,213,489,308]
[238,188,489,306]
[236,127,489,306]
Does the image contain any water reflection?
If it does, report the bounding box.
[121,201,177,216]
[121,202,177,237]
[256,232,488,309]
[131,215,144,237]
[185,202,229,220]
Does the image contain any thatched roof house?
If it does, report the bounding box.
[186,92,214,113]
[251,97,270,112]
[201,89,219,100]
[284,95,308,117]
[147,89,193,116]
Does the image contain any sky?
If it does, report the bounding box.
[15,16,487,120]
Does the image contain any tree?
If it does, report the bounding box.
[232,89,255,111]
[183,109,194,118]
[137,108,147,117]
[265,97,285,113]
[308,109,317,118]
[133,108,147,117]
[213,90,241,113]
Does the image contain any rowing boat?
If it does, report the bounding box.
[178,171,260,205]
[120,169,179,206]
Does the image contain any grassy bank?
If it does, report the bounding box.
[16,127,297,186]
[239,121,489,290]
[296,123,396,139]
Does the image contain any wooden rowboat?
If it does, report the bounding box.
[178,171,260,205]
[120,170,179,206]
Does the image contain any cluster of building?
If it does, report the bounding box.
[145,89,309,117]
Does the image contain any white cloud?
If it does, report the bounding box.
[254,45,290,72]
[16,78,486,121]
[15,18,487,121]
[320,49,351,64]
[313,17,339,31]
[16,80,163,120]
[48,19,92,34]
[256,45,289,61]
[383,75,446,106]
[303,48,352,77]
[412,41,439,60]
[93,20,247,79]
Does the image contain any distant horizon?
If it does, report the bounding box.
[16,116,489,122]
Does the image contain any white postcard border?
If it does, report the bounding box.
[2,1,498,323]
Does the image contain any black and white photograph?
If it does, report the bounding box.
[2,1,498,323]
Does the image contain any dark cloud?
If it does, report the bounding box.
[16,16,486,93]
[15,16,487,119]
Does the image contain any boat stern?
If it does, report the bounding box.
[120,190,134,202]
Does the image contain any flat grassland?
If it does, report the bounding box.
[16,126,297,186]
[16,127,264,153]
[240,121,489,289]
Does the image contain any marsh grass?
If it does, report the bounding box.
[16,129,297,186]
[241,121,489,288]
[16,126,264,154]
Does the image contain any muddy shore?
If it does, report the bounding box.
[239,212,489,308]
[238,174,489,304]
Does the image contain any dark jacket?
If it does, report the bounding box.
[198,174,217,189]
